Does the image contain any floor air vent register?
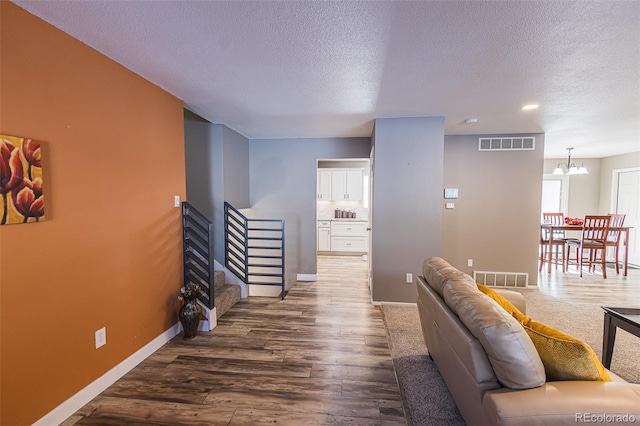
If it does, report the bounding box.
[474,270,529,288]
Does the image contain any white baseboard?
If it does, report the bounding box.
[296,273,317,282]
[198,306,217,331]
[33,323,182,426]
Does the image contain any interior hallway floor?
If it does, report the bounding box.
[62,254,405,425]
[59,254,639,425]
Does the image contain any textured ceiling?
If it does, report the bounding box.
[13,0,640,158]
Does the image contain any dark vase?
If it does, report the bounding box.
[179,296,201,339]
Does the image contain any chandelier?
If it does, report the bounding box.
[552,148,588,175]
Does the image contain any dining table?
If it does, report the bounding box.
[540,223,632,276]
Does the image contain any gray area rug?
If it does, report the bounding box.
[381,289,640,426]
[381,304,465,426]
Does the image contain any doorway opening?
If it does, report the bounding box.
[316,158,372,288]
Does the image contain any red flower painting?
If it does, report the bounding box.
[0,135,45,224]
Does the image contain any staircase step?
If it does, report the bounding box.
[214,284,241,319]
[213,271,226,290]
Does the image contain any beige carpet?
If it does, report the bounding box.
[382,289,640,425]
[518,288,639,383]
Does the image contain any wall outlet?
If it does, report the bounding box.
[405,273,413,284]
[95,327,106,349]
[467,259,473,267]
[174,195,180,207]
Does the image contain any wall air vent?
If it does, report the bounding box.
[478,137,535,151]
[473,271,529,288]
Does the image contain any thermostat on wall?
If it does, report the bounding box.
[444,188,459,199]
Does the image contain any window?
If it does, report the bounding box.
[541,175,569,218]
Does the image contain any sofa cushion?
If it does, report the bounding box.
[443,281,546,390]
[477,284,611,382]
[422,257,469,298]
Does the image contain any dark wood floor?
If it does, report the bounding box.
[62,255,640,425]
[63,255,406,425]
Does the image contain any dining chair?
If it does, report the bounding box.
[539,212,566,272]
[565,215,611,278]
[605,213,626,274]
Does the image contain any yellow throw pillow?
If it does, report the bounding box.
[476,283,611,382]
[476,283,527,322]
[521,319,611,382]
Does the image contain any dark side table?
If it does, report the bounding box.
[601,307,640,369]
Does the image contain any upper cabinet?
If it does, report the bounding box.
[317,170,332,200]
[317,168,363,201]
[331,169,363,201]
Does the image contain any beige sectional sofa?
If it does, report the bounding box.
[416,257,640,426]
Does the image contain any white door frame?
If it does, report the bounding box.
[610,166,640,212]
[610,167,640,267]
[368,146,374,297]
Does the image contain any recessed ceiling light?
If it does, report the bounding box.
[522,104,539,110]
[464,118,478,123]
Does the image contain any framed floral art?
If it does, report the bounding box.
[0,134,45,224]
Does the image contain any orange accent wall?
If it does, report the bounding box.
[0,3,186,424]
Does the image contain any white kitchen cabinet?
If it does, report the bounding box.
[330,221,368,236]
[330,169,363,201]
[345,170,363,201]
[317,170,332,200]
[330,220,368,253]
[318,220,369,253]
[317,220,331,251]
[330,237,368,252]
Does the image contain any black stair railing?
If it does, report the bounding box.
[224,202,285,299]
[182,201,214,309]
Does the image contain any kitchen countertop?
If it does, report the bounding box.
[318,218,368,222]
